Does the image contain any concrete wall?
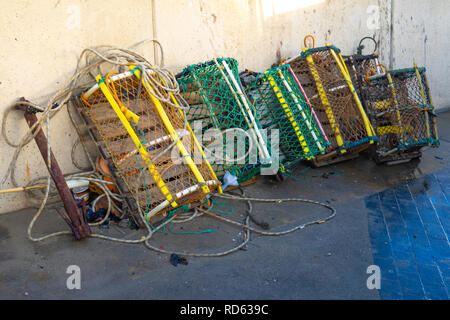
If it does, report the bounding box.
[0,0,449,214]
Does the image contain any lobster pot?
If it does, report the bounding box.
[243,64,329,172]
[358,66,439,163]
[285,45,377,164]
[177,58,271,183]
[81,66,220,223]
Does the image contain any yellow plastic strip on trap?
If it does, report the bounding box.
[95,75,178,208]
[266,73,311,159]
[303,49,345,153]
[414,63,431,139]
[327,46,376,139]
[276,69,324,153]
[153,68,223,194]
[129,66,210,195]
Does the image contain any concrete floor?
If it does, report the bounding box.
[0,111,449,300]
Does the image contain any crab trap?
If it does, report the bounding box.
[77,65,221,226]
[347,60,439,164]
[284,41,377,166]
[241,64,330,173]
[176,58,272,184]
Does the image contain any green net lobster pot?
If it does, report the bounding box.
[242,64,330,173]
[176,58,271,183]
[353,65,439,163]
[284,45,377,165]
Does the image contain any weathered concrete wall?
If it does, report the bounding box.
[0,0,448,214]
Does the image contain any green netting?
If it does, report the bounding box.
[243,64,330,172]
[346,56,440,162]
[176,58,271,182]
